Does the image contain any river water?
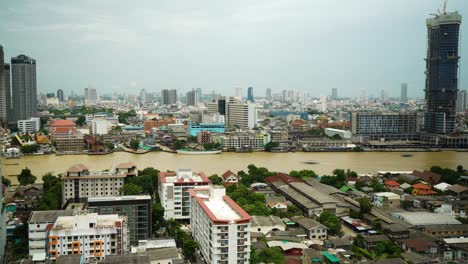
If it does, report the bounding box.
[2,151,468,184]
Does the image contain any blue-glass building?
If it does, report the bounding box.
[188,123,225,136]
[424,11,462,134]
[247,87,254,102]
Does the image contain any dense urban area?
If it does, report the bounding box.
[1,2,468,264]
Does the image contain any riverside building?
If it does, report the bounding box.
[190,186,251,264]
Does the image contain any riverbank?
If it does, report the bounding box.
[2,151,468,185]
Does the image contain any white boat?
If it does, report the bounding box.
[176,149,222,155]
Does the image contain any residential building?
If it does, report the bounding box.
[197,131,212,144]
[17,117,40,133]
[188,123,225,137]
[0,46,9,127]
[143,118,176,132]
[190,186,251,264]
[266,88,272,99]
[384,180,400,191]
[161,89,177,105]
[270,130,289,143]
[221,170,240,186]
[249,215,285,236]
[186,89,199,106]
[362,235,388,251]
[331,88,338,100]
[55,132,85,153]
[401,83,408,101]
[219,132,270,150]
[90,119,110,135]
[57,89,64,102]
[391,212,461,226]
[11,54,37,123]
[324,128,352,139]
[84,87,98,105]
[424,10,461,134]
[247,86,254,102]
[202,112,225,124]
[158,169,210,221]
[456,90,467,112]
[130,239,183,264]
[48,212,128,262]
[227,102,257,129]
[61,162,136,205]
[292,216,328,240]
[140,89,147,104]
[302,248,323,264]
[372,192,401,208]
[350,111,419,140]
[86,195,152,245]
[412,183,437,196]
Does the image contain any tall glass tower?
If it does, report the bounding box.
[247,86,254,102]
[424,10,462,134]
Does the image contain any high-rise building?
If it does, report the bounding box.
[424,10,461,134]
[190,186,251,264]
[0,46,8,127]
[235,87,242,98]
[380,90,386,101]
[456,90,467,112]
[186,89,199,106]
[227,102,257,129]
[161,89,177,105]
[247,86,254,102]
[401,83,408,101]
[57,89,64,102]
[320,96,327,113]
[158,169,210,221]
[140,88,147,104]
[17,117,41,133]
[331,88,338,100]
[11,54,37,123]
[84,87,98,105]
[266,88,272,99]
[350,112,420,140]
[197,88,202,101]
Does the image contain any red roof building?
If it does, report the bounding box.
[412,183,437,196]
[385,180,400,191]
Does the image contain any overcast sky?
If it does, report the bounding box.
[1,0,467,98]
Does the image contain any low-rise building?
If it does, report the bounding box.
[86,195,152,245]
[292,216,328,240]
[190,186,251,264]
[324,128,352,139]
[130,239,183,264]
[17,117,41,133]
[61,162,136,205]
[372,192,401,208]
[197,131,212,144]
[249,215,285,236]
[391,212,461,226]
[220,132,270,150]
[48,212,128,262]
[221,170,240,186]
[158,169,210,221]
[188,123,225,137]
[28,210,75,257]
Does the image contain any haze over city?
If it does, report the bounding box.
[1,0,467,97]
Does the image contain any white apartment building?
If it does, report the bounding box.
[28,210,74,257]
[372,192,401,208]
[17,117,40,133]
[202,112,225,124]
[48,212,128,262]
[61,162,137,205]
[227,102,257,129]
[220,133,270,150]
[190,186,251,264]
[324,128,352,139]
[90,119,111,135]
[158,169,210,221]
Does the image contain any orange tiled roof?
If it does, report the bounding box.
[385,180,400,187]
[412,183,432,190]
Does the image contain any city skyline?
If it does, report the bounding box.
[0,1,467,97]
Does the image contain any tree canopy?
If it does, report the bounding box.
[289,169,318,180]
[209,174,223,185]
[264,141,279,152]
[17,167,37,186]
[318,211,341,236]
[35,173,62,210]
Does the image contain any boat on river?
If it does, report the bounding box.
[176,149,222,155]
[303,160,319,164]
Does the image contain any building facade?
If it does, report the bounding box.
[57,89,64,102]
[247,86,254,102]
[90,119,110,135]
[61,163,136,205]
[350,112,419,140]
[401,83,408,101]
[456,90,467,112]
[48,213,128,262]
[0,46,8,127]
[158,169,210,221]
[87,195,152,245]
[188,123,225,137]
[84,87,98,105]
[17,117,40,133]
[161,89,177,105]
[190,186,251,264]
[11,54,37,123]
[227,102,257,129]
[219,132,270,150]
[424,11,462,134]
[186,89,199,106]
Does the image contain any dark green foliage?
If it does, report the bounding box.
[118,110,137,124]
[2,177,11,186]
[320,169,356,189]
[374,240,403,258]
[357,198,372,218]
[119,183,144,195]
[289,169,318,180]
[35,173,62,210]
[257,247,285,264]
[130,139,140,150]
[17,167,37,186]
[331,134,342,140]
[164,219,199,261]
[20,144,39,154]
[11,224,29,259]
[152,202,165,233]
[182,239,199,261]
[209,174,223,185]
[174,140,184,149]
[203,142,221,150]
[264,141,279,152]
[239,164,276,186]
[106,142,115,150]
[75,116,86,126]
[318,211,342,236]
[353,234,365,247]
[126,167,160,196]
[430,166,463,184]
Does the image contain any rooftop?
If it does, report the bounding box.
[29,210,74,223]
[251,215,284,227]
[291,216,325,230]
[373,192,400,198]
[52,213,122,230]
[392,212,461,226]
[103,253,151,264]
[159,169,209,184]
[88,195,151,203]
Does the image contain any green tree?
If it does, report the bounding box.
[106,142,115,150]
[290,169,318,180]
[257,247,285,264]
[130,139,140,150]
[12,224,29,259]
[264,141,279,152]
[152,203,165,232]
[457,165,465,174]
[35,173,62,210]
[119,183,143,195]
[318,211,342,236]
[174,140,184,149]
[353,234,365,248]
[75,116,86,126]
[17,167,37,185]
[182,239,199,261]
[374,240,403,258]
[331,134,342,140]
[209,174,223,185]
[2,177,11,186]
[358,198,372,218]
[20,144,39,154]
